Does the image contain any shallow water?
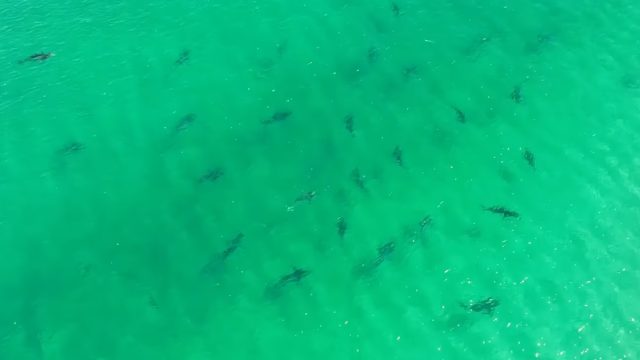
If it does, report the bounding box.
[1,0,639,359]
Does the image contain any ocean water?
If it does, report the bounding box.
[1,0,639,359]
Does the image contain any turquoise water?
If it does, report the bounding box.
[1,0,640,358]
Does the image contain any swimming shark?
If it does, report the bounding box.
[392,146,404,167]
[200,233,244,276]
[351,168,367,191]
[344,114,355,135]
[295,191,316,203]
[198,167,224,183]
[354,241,396,276]
[174,113,196,132]
[484,206,519,218]
[511,85,523,103]
[262,111,291,125]
[452,106,466,123]
[59,141,84,155]
[19,52,54,64]
[175,50,190,65]
[523,149,535,169]
[337,217,347,239]
[265,267,311,298]
[460,297,500,315]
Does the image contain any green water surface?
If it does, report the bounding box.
[1,0,639,359]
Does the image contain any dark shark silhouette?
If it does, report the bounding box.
[377,241,395,258]
[19,52,54,64]
[344,114,355,135]
[174,113,196,132]
[295,191,316,203]
[262,111,291,125]
[523,149,535,169]
[391,2,401,17]
[265,267,311,298]
[354,241,396,276]
[392,146,404,167]
[175,50,190,65]
[452,106,466,123]
[460,297,500,315]
[367,47,379,64]
[337,217,347,239]
[200,233,244,276]
[402,65,418,80]
[484,206,519,218]
[198,167,224,183]
[511,85,523,103]
[59,141,84,156]
[402,215,433,244]
[351,168,367,191]
[419,215,432,232]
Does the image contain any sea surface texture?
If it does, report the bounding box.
[1,0,639,359]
